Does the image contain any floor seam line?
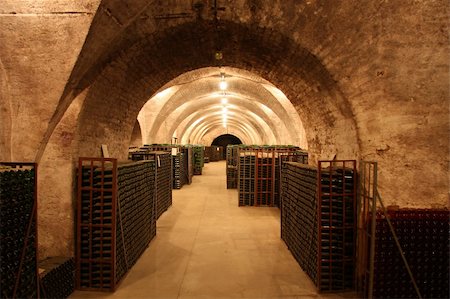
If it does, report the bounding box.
[176,186,207,299]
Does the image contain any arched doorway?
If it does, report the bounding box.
[212,134,242,160]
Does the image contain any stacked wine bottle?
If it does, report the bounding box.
[153,152,173,219]
[181,147,193,185]
[204,146,212,163]
[237,146,304,207]
[281,160,356,291]
[226,145,239,189]
[39,257,75,298]
[173,152,187,189]
[192,146,204,175]
[0,163,38,298]
[77,158,156,291]
[372,208,449,298]
[238,154,256,206]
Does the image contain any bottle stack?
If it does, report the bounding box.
[281,160,357,291]
[182,147,193,184]
[152,151,173,219]
[39,257,75,298]
[210,146,224,162]
[372,208,449,298]
[0,163,38,298]
[203,146,212,163]
[172,152,187,189]
[238,151,256,206]
[191,146,204,175]
[226,145,239,189]
[76,158,156,291]
[237,146,304,207]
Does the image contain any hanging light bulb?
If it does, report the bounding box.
[219,80,227,90]
[219,72,227,90]
[221,97,228,105]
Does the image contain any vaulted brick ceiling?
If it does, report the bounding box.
[1,0,448,211]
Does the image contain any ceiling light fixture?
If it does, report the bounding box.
[219,72,228,90]
[221,97,228,105]
[219,80,227,90]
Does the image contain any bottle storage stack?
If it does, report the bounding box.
[226,145,239,189]
[172,152,187,189]
[152,151,173,219]
[182,147,194,184]
[204,146,212,163]
[237,146,302,207]
[275,150,309,207]
[76,158,156,291]
[140,144,176,152]
[0,162,39,298]
[39,257,75,299]
[369,208,449,299]
[129,144,194,186]
[191,146,204,175]
[281,160,357,291]
[218,146,225,160]
[209,146,223,162]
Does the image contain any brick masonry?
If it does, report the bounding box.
[0,0,448,257]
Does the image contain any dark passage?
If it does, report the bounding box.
[212,134,242,159]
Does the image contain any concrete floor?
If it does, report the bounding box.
[71,161,355,299]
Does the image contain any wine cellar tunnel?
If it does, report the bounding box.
[0,0,448,298]
[212,134,242,147]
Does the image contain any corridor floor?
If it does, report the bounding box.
[71,161,355,299]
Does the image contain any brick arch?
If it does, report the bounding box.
[203,132,246,147]
[129,120,143,148]
[75,20,359,162]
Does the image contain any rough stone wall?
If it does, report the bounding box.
[130,120,143,147]
[38,89,88,258]
[1,0,448,257]
[0,1,100,258]
[0,0,100,161]
[69,1,448,207]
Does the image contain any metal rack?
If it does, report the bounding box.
[76,158,156,291]
[237,146,303,207]
[0,162,39,298]
[356,161,377,297]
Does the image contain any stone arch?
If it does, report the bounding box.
[74,20,359,162]
[212,134,243,147]
[130,120,143,147]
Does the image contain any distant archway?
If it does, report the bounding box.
[212,134,242,159]
[212,134,242,147]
